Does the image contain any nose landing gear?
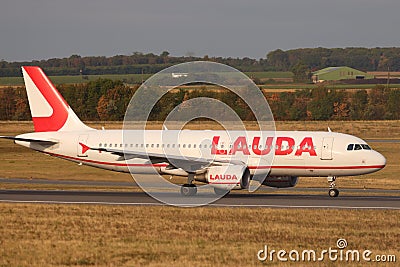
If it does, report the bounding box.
[327,176,339,197]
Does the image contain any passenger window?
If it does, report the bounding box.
[188,144,191,148]
[183,144,186,148]
[104,144,107,147]
[354,144,362,150]
[347,144,354,151]
[99,143,102,147]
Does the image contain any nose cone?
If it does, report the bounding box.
[374,151,386,169]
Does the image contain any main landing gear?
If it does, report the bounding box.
[327,176,339,197]
[180,173,197,197]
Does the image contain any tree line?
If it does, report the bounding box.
[1,79,399,121]
[0,52,268,77]
[3,47,399,78]
[267,47,400,72]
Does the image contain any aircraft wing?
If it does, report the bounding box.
[0,136,58,145]
[91,147,243,173]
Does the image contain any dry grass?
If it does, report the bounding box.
[0,204,398,267]
[368,71,400,78]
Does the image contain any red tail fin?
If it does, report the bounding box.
[22,66,92,132]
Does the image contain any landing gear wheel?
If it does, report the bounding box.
[213,187,229,196]
[180,184,197,196]
[327,176,339,198]
[328,188,339,198]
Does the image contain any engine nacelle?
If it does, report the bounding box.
[262,176,298,188]
[197,165,250,190]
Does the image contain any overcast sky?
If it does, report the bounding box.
[1,0,400,61]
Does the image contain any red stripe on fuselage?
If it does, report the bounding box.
[24,66,69,132]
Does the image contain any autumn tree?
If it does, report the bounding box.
[291,63,311,83]
[0,87,15,120]
[350,90,368,119]
[97,85,135,120]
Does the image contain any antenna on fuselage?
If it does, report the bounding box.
[328,127,332,132]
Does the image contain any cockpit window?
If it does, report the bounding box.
[354,144,362,150]
[347,143,372,151]
[361,144,371,150]
[347,144,354,151]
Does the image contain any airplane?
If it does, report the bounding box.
[0,66,386,198]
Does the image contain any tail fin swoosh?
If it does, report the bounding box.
[22,66,93,132]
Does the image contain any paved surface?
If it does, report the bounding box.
[0,189,399,209]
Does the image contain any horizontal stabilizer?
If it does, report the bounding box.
[0,136,58,144]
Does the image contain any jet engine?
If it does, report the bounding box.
[195,165,250,190]
[262,176,298,188]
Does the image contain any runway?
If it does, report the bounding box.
[0,189,399,209]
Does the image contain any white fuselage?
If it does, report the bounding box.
[16,129,386,178]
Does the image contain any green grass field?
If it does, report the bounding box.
[260,83,400,90]
[0,73,154,86]
[0,72,292,86]
[246,71,293,79]
[2,71,399,92]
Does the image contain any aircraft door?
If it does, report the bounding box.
[77,135,89,157]
[321,137,334,160]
